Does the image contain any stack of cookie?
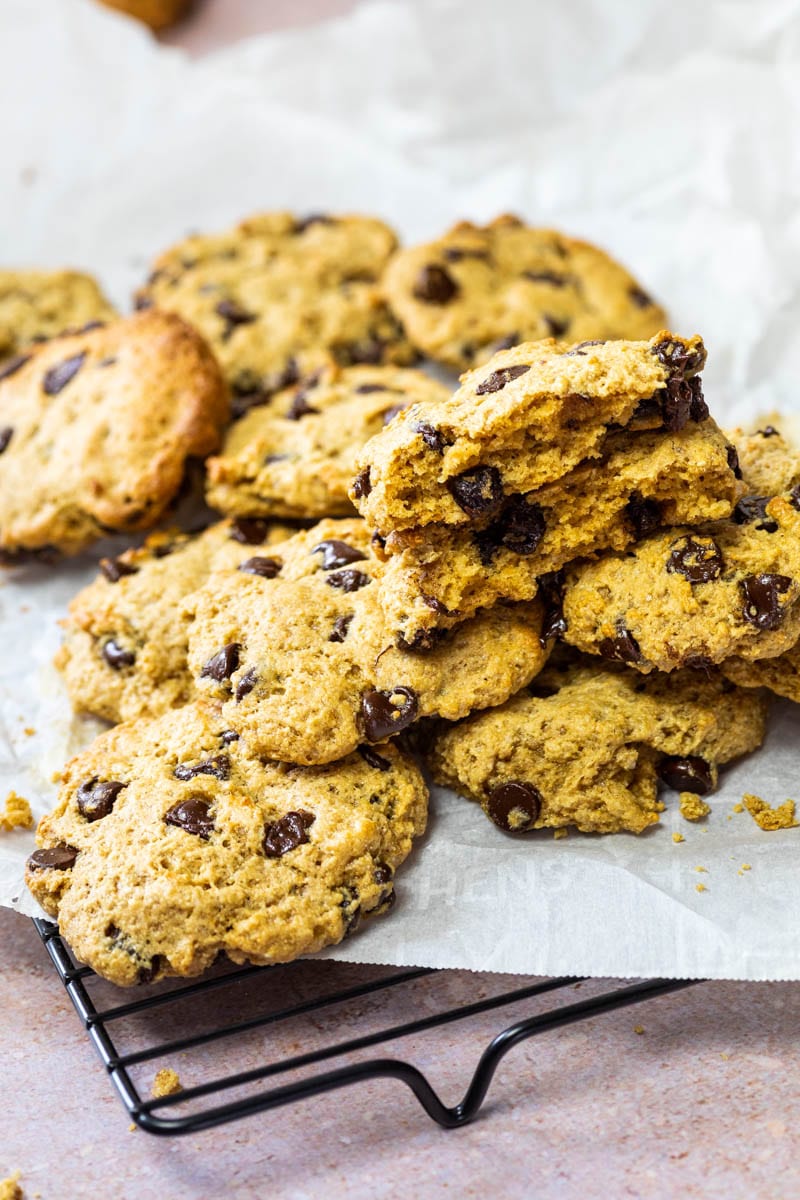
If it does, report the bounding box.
[2,212,791,986]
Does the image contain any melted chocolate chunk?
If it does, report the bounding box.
[447,465,504,518]
[329,614,353,643]
[352,467,372,499]
[414,421,447,452]
[543,314,569,338]
[396,626,447,652]
[741,573,792,631]
[235,667,258,701]
[659,376,694,432]
[486,781,542,832]
[295,214,333,233]
[474,364,530,395]
[200,642,241,681]
[629,285,654,309]
[523,270,567,286]
[625,493,662,539]
[27,845,79,871]
[312,539,367,570]
[286,390,320,419]
[174,755,230,782]
[598,624,643,664]
[216,298,256,338]
[239,556,282,578]
[229,517,271,545]
[0,353,31,382]
[373,861,393,883]
[562,340,605,356]
[361,687,419,741]
[688,375,709,422]
[381,404,406,424]
[263,809,315,857]
[651,338,705,377]
[164,797,215,840]
[421,593,454,615]
[42,352,87,395]
[357,744,392,771]
[137,957,166,985]
[758,425,780,438]
[733,495,778,533]
[0,427,13,454]
[326,568,371,592]
[657,755,714,796]
[102,639,135,670]
[538,572,566,646]
[76,778,126,821]
[790,485,800,513]
[492,333,519,352]
[412,264,459,304]
[99,557,139,583]
[726,444,743,480]
[219,729,240,744]
[667,536,724,583]
[475,495,546,565]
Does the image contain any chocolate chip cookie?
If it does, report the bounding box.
[0,269,114,362]
[186,518,551,765]
[206,363,449,520]
[56,517,292,724]
[136,213,416,411]
[0,311,228,560]
[428,654,767,835]
[26,700,428,985]
[731,424,800,497]
[382,215,667,370]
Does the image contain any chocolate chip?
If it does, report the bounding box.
[414,421,447,453]
[200,643,241,681]
[312,539,368,570]
[741,573,792,631]
[790,485,800,512]
[102,639,135,670]
[357,745,392,771]
[629,286,654,309]
[76,778,126,821]
[492,333,519,352]
[219,730,240,744]
[174,755,230,782]
[652,338,705,377]
[164,797,215,840]
[422,594,454,615]
[381,404,406,424]
[229,518,271,545]
[239,556,282,578]
[134,295,153,311]
[137,957,166,986]
[355,383,388,394]
[235,667,257,701]
[726,444,743,479]
[412,264,459,304]
[659,377,694,432]
[0,427,13,454]
[263,809,315,857]
[0,353,31,382]
[42,352,86,395]
[667,535,724,583]
[352,467,372,499]
[688,376,709,422]
[215,298,257,338]
[598,624,643,664]
[442,247,489,262]
[447,465,504,518]
[524,270,567,286]
[286,393,320,420]
[27,845,79,871]
[396,627,446,652]
[475,495,546,565]
[295,214,333,233]
[562,340,605,356]
[657,755,714,796]
[361,687,418,742]
[474,364,530,395]
[486,782,542,832]
[343,338,384,366]
[538,572,566,646]
[733,496,778,533]
[625,493,662,539]
[758,425,780,438]
[543,314,569,338]
[325,568,371,592]
[99,557,139,583]
[373,861,393,883]
[329,614,353,643]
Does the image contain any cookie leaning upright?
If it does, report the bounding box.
[0,269,115,362]
[382,215,667,370]
[136,213,416,413]
[0,311,228,560]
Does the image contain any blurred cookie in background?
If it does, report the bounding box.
[96,0,193,31]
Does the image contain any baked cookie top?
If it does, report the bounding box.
[428,654,767,835]
[186,518,551,765]
[136,212,416,410]
[562,495,800,672]
[382,215,667,370]
[351,331,708,534]
[206,363,449,520]
[0,311,228,559]
[0,269,115,362]
[56,517,292,724]
[26,700,428,985]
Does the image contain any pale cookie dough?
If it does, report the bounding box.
[26,701,428,986]
[428,655,767,835]
[206,364,449,520]
[0,269,114,363]
[382,215,667,370]
[0,311,228,560]
[186,518,551,765]
[136,212,415,411]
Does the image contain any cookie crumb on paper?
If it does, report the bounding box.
[0,791,33,832]
[680,793,711,822]
[152,1067,182,1098]
[0,1171,23,1200]
[672,832,685,843]
[743,793,798,831]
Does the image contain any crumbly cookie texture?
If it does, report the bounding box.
[0,791,33,832]
[136,212,415,410]
[97,0,193,29]
[382,215,667,370]
[186,518,550,765]
[0,311,229,560]
[0,269,115,362]
[374,421,740,646]
[55,518,293,724]
[742,793,798,831]
[722,641,800,702]
[731,424,800,497]
[351,331,708,534]
[206,364,449,520]
[562,495,800,673]
[428,655,767,835]
[26,701,427,986]
[152,1068,182,1098]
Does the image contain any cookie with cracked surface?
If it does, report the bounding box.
[186,518,551,765]
[0,311,228,560]
[351,331,708,534]
[206,363,449,520]
[562,495,800,672]
[382,215,667,371]
[26,700,427,985]
[375,420,741,646]
[136,212,415,413]
[428,654,767,835]
[56,517,293,724]
[0,269,115,362]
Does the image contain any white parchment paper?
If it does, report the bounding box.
[2,0,800,978]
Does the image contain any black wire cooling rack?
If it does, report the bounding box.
[34,917,699,1136]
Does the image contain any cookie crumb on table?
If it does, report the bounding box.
[679,793,711,822]
[0,1171,23,1200]
[672,832,685,844]
[633,1025,645,1035]
[695,883,708,893]
[152,1068,182,1098]
[0,791,33,832]
[743,793,798,831]
[553,828,568,840]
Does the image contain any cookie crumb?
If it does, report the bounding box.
[23,727,35,737]
[694,866,708,873]
[0,1172,23,1200]
[129,1123,137,1133]
[732,803,744,813]
[633,1025,645,1035]
[680,792,710,822]
[50,771,62,784]
[152,1067,182,1098]
[695,883,707,893]
[743,793,799,831]
[0,791,33,832]
[741,863,751,871]
[553,828,568,840]
[720,1052,730,1060]
[672,832,685,844]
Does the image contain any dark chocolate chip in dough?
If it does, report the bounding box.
[657,755,714,796]
[357,745,392,771]
[102,639,135,670]
[295,214,334,233]
[219,730,240,744]
[486,781,542,832]
[543,314,569,338]
[741,573,792,631]
[235,667,258,701]
[562,340,605,356]
[361,687,419,742]
[447,465,504,518]
[0,427,13,454]
[329,614,353,643]
[442,246,490,262]
[373,861,393,883]
[412,264,459,304]
[200,642,241,681]
[100,557,139,583]
[174,755,231,782]
[216,298,257,338]
[726,444,743,480]
[42,352,87,395]
[312,539,367,570]
[164,797,215,840]
[27,845,79,871]
[229,518,272,545]
[598,624,644,664]
[414,421,448,453]
[326,568,371,592]
[239,556,282,578]
[651,338,705,377]
[757,425,780,438]
[0,353,31,382]
[667,536,724,583]
[355,383,389,394]
[76,778,126,821]
[474,364,530,395]
[286,393,320,420]
[352,467,372,499]
[733,496,778,533]
[263,809,315,857]
[625,492,662,539]
[475,495,546,565]
[538,572,566,646]
[629,285,655,309]
[524,270,567,286]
